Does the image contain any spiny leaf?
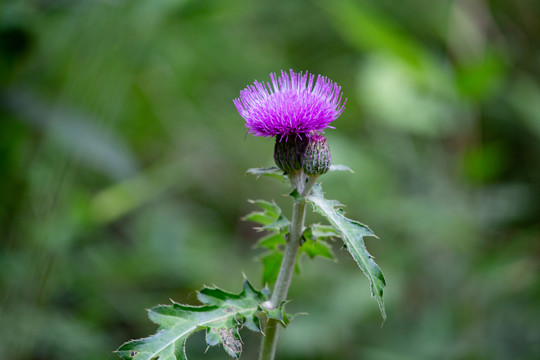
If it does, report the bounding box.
[329,164,354,173]
[255,233,286,250]
[264,303,291,326]
[245,200,290,287]
[197,287,242,305]
[303,224,339,240]
[246,167,286,180]
[247,200,280,218]
[262,215,290,232]
[116,279,276,360]
[243,200,290,232]
[306,184,386,320]
[242,212,275,227]
[301,239,335,261]
[243,314,261,332]
[206,328,220,347]
[300,226,336,261]
[260,251,283,286]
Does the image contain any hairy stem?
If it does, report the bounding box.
[259,172,318,360]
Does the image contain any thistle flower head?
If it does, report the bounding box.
[233,70,346,139]
[303,134,331,175]
[273,135,309,174]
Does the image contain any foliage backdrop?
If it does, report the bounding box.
[1,0,539,359]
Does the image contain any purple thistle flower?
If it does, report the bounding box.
[233,70,346,140]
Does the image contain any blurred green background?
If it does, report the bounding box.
[1,0,539,359]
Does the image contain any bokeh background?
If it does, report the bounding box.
[1,0,539,359]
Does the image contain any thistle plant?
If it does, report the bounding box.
[116,70,386,360]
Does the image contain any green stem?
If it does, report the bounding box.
[259,172,318,360]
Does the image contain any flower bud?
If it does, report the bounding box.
[274,136,309,174]
[302,134,331,175]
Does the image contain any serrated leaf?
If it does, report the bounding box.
[116,279,275,360]
[301,239,335,260]
[206,328,220,347]
[242,212,275,226]
[243,314,261,332]
[243,200,290,232]
[304,224,339,240]
[197,287,241,305]
[248,200,280,218]
[176,339,188,360]
[246,167,286,180]
[255,233,286,250]
[264,304,290,326]
[262,215,290,232]
[245,200,291,288]
[306,184,386,320]
[260,251,283,286]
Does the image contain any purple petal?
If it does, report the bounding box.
[233,70,346,138]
